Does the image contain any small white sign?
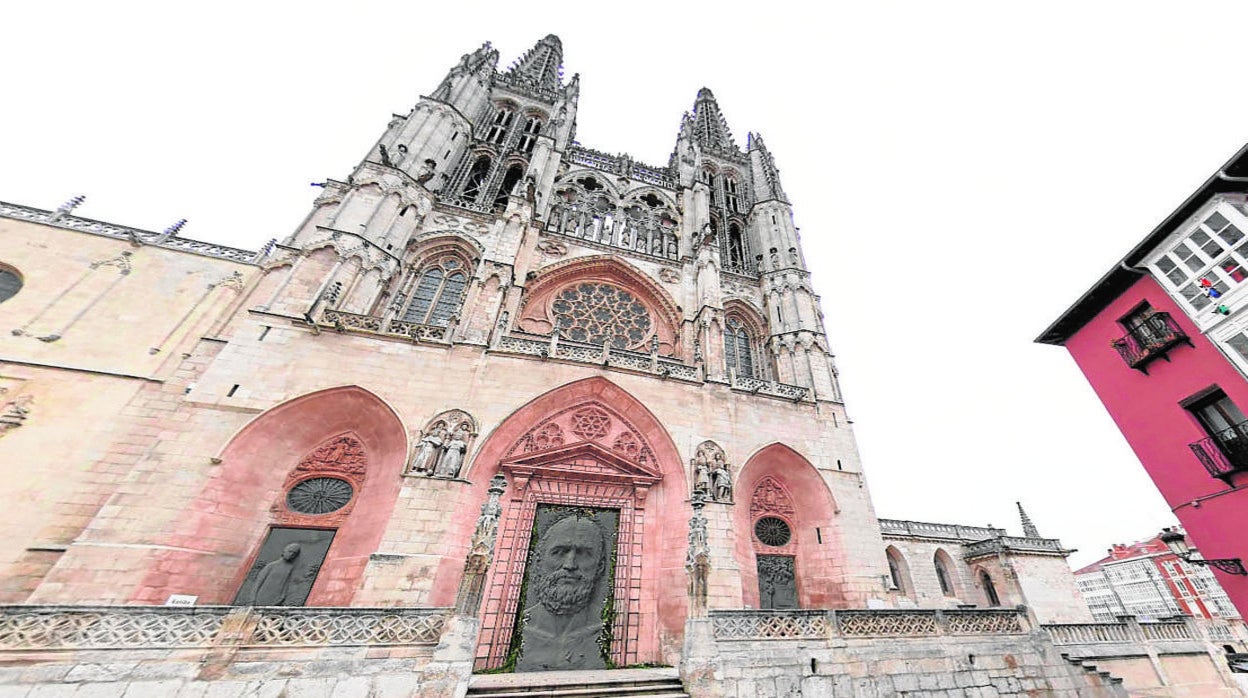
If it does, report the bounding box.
[164,594,198,607]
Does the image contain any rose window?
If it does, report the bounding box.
[551,282,652,349]
[287,477,354,515]
[754,516,792,547]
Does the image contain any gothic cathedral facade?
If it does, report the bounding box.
[0,36,1102,690]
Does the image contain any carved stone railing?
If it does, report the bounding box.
[0,200,262,264]
[249,607,447,646]
[963,536,1069,560]
[566,145,678,189]
[1140,621,1193,642]
[879,519,1005,542]
[729,375,810,402]
[490,333,703,384]
[711,610,827,640]
[709,608,1027,642]
[0,605,450,651]
[1042,622,1133,645]
[321,309,447,343]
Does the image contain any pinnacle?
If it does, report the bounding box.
[697,87,716,101]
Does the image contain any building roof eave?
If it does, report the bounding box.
[1035,142,1248,346]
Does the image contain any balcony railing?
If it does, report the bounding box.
[321,309,448,343]
[1189,419,1248,480]
[1111,313,1192,374]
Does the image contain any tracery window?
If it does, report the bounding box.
[486,108,515,145]
[461,155,492,200]
[551,282,653,349]
[494,164,526,211]
[0,266,21,304]
[724,177,740,213]
[724,316,755,378]
[403,257,469,326]
[517,117,542,155]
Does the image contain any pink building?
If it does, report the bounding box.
[1038,144,1248,618]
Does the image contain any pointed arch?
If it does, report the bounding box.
[734,443,843,609]
[977,567,1002,607]
[556,168,623,200]
[886,545,914,598]
[429,377,687,668]
[518,255,683,355]
[933,548,959,598]
[141,386,409,607]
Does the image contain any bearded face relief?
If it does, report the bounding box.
[515,507,618,673]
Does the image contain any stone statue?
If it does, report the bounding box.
[249,543,301,606]
[711,454,732,502]
[516,516,609,672]
[417,159,437,185]
[693,454,711,497]
[378,144,394,168]
[410,423,447,475]
[770,250,781,270]
[435,423,470,478]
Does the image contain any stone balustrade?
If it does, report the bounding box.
[321,309,448,343]
[709,608,1027,641]
[963,535,1069,559]
[0,200,263,264]
[0,605,449,651]
[878,519,1005,542]
[728,375,810,402]
[491,333,705,385]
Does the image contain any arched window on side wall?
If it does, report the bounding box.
[724,316,755,379]
[980,570,1001,606]
[934,551,955,597]
[885,546,913,597]
[0,265,22,303]
[402,257,469,327]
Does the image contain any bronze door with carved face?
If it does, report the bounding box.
[511,506,619,672]
[233,527,336,606]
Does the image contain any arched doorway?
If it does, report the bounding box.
[453,378,687,672]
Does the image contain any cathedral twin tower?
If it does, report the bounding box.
[1,35,877,673]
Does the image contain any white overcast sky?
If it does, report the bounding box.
[4,2,1248,567]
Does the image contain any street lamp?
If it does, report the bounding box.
[1160,527,1247,576]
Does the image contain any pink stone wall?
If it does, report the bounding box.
[1064,275,1248,616]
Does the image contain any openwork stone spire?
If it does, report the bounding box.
[506,34,564,91]
[748,132,788,204]
[691,88,740,154]
[1016,501,1040,539]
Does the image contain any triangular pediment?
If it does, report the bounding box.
[500,440,661,484]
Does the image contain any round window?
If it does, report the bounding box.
[286,477,353,515]
[754,516,792,547]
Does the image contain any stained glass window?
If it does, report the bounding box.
[550,282,652,349]
[403,258,467,326]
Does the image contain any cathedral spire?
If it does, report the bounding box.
[748,132,788,204]
[506,34,564,91]
[690,88,739,154]
[1016,501,1041,539]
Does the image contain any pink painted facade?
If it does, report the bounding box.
[1059,275,1248,616]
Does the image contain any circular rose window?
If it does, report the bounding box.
[550,282,652,349]
[754,516,792,547]
[287,477,354,515]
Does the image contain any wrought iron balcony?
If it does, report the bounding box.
[1189,419,1248,480]
[1111,312,1192,374]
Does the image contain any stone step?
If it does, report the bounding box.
[467,668,687,698]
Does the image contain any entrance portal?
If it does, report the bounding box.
[513,506,619,672]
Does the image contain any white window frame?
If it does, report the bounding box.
[1146,197,1248,324]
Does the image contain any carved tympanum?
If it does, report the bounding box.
[295,435,366,475]
[750,476,794,518]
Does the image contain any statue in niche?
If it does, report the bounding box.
[693,441,733,502]
[770,249,781,270]
[516,508,618,672]
[417,159,437,184]
[711,456,732,502]
[692,451,711,497]
[435,422,470,478]
[410,422,448,475]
